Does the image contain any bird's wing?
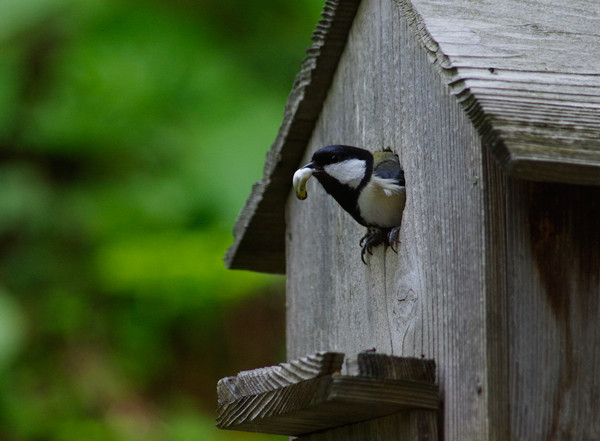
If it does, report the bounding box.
[372,151,405,186]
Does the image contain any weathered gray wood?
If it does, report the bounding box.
[346,352,436,383]
[480,143,510,440]
[505,181,600,440]
[297,410,437,441]
[401,0,600,184]
[287,3,600,439]
[217,351,344,405]
[224,0,361,273]
[217,375,438,436]
[286,1,507,440]
[216,353,439,437]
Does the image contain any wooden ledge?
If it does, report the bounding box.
[216,352,438,437]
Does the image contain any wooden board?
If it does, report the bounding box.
[216,352,438,437]
[217,375,438,436]
[287,3,600,440]
[505,180,600,440]
[217,352,344,405]
[286,0,508,440]
[297,411,438,441]
[401,0,600,183]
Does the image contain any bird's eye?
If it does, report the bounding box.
[331,155,337,162]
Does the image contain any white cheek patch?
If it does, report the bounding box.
[323,159,366,189]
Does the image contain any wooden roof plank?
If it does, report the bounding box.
[404,0,600,183]
[224,0,362,273]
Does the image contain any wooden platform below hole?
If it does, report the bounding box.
[216,372,438,436]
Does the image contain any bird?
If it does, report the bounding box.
[292,145,406,263]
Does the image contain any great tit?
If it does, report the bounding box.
[293,145,406,263]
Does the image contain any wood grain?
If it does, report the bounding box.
[347,352,436,383]
[287,3,600,439]
[217,352,438,437]
[217,351,344,405]
[297,410,438,441]
[505,181,600,440]
[217,375,438,436]
[286,0,506,440]
[401,0,600,184]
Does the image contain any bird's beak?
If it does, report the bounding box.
[293,162,316,200]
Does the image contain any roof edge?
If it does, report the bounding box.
[224,0,362,274]
[400,0,600,184]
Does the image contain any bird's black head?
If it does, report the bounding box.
[310,145,373,169]
[302,145,374,226]
[307,145,374,189]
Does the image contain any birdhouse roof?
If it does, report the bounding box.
[225,0,600,274]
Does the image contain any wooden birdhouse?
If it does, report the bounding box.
[221,0,600,439]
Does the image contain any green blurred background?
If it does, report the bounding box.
[0,0,321,439]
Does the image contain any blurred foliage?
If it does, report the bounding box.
[0,0,322,439]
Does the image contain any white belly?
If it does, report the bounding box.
[357,178,406,228]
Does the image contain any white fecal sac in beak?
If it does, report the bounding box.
[292,167,313,200]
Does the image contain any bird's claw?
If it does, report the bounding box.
[359,231,371,248]
[359,226,402,263]
[388,226,401,253]
[360,228,386,264]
